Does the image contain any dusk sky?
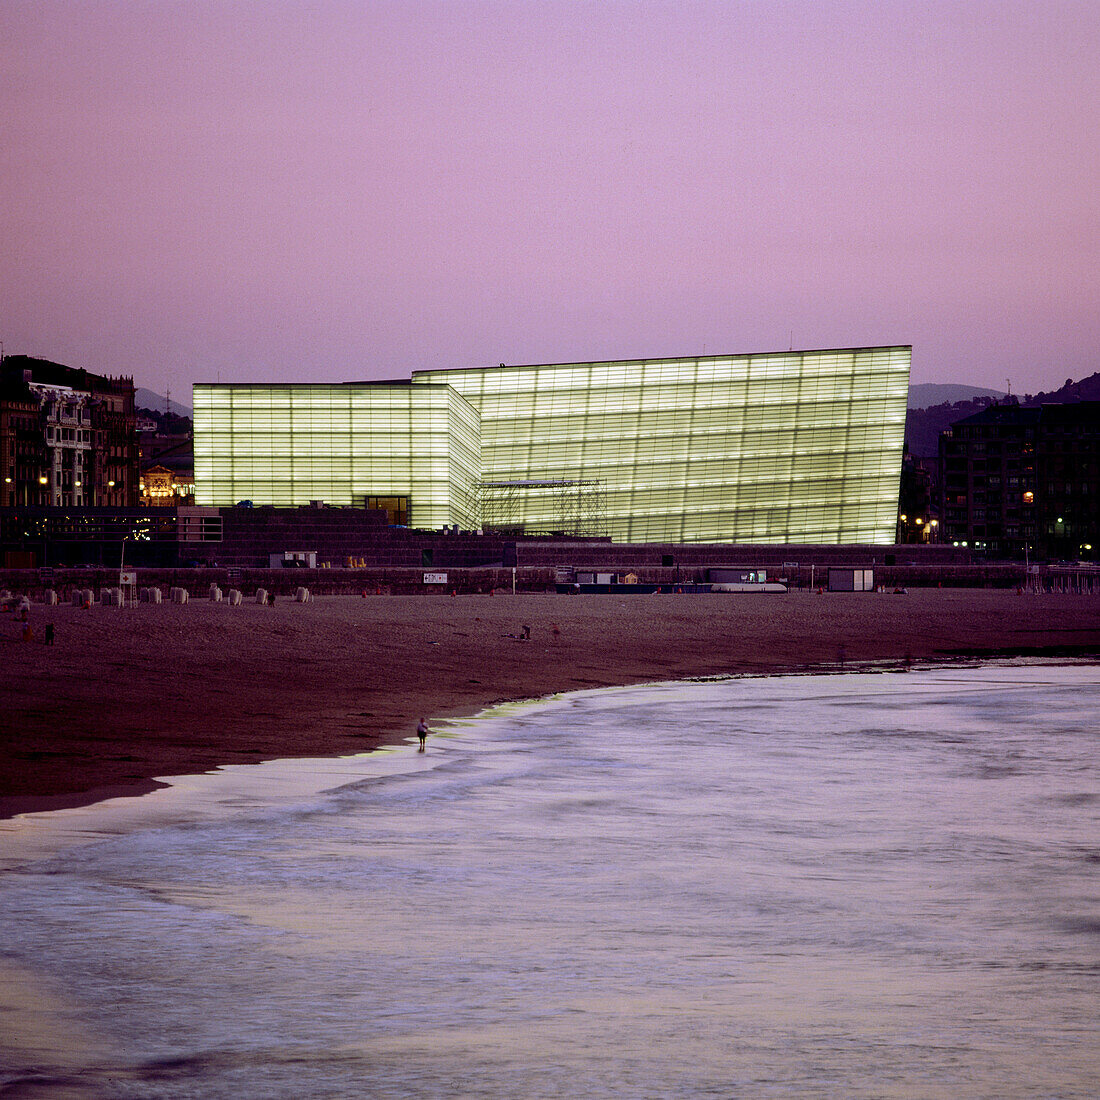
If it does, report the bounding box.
[3,0,1098,400]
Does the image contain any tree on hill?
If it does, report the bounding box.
[1019,371,1100,404]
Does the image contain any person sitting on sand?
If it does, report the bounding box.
[417,717,430,752]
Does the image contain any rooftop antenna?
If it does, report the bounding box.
[789,330,793,351]
[1006,378,1011,396]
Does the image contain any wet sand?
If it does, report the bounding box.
[2,588,1098,817]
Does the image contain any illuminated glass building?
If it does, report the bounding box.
[193,383,480,530]
[194,346,910,544]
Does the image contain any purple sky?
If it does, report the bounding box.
[3,1,1098,399]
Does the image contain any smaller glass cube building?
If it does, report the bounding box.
[192,382,480,530]
[193,345,910,544]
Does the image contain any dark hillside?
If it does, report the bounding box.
[905,371,1100,456]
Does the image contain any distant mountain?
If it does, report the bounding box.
[905,370,1100,457]
[136,387,191,417]
[908,383,1005,409]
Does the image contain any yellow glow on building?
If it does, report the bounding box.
[193,346,910,543]
[193,383,480,529]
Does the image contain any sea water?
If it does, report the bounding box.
[1,664,1098,1099]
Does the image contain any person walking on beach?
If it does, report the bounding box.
[417,717,430,752]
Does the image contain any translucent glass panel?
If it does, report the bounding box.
[193,384,480,530]
[194,346,908,542]
[415,347,910,544]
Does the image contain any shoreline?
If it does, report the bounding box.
[3,661,1096,1095]
[5,651,1092,841]
[3,589,1098,820]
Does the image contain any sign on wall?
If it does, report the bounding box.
[423,572,448,585]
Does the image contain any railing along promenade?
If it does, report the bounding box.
[2,562,1098,599]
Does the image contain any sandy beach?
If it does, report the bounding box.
[2,587,1098,817]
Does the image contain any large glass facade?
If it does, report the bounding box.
[192,346,909,544]
[192,383,480,529]
[415,347,910,543]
